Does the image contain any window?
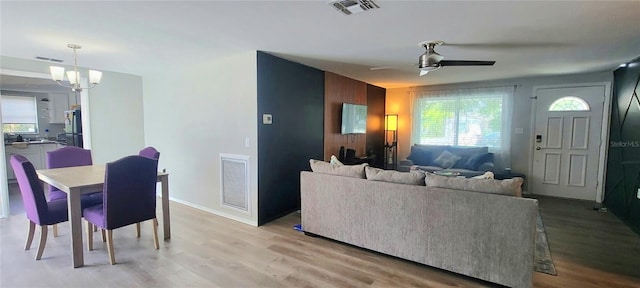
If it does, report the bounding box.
[1,95,39,134]
[413,88,511,148]
[549,96,590,111]
[412,86,514,170]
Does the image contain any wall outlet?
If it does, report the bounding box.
[637,188,640,200]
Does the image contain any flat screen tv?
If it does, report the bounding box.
[341,103,367,134]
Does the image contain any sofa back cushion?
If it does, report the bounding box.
[408,144,449,166]
[425,173,523,197]
[448,146,489,169]
[309,159,367,179]
[463,152,494,171]
[365,167,426,185]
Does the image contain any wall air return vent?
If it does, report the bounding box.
[329,0,379,15]
[220,153,250,213]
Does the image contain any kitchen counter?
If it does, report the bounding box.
[5,140,61,146]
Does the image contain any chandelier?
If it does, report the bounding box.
[49,44,102,92]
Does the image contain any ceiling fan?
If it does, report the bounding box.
[417,41,495,76]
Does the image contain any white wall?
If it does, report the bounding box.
[387,71,613,182]
[84,70,144,163]
[142,51,258,226]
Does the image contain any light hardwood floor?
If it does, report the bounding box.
[1,184,639,287]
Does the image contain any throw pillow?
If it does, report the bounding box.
[309,159,367,179]
[433,150,461,169]
[407,146,433,166]
[464,152,493,171]
[425,173,523,197]
[365,167,426,186]
[330,155,344,166]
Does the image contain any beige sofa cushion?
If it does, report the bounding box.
[309,159,367,179]
[365,167,426,186]
[425,173,523,197]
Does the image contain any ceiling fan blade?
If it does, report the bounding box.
[439,60,495,66]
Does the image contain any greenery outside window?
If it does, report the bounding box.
[412,86,514,169]
[1,95,39,134]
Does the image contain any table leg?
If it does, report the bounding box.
[68,187,84,267]
[161,176,170,239]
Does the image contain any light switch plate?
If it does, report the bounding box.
[263,114,272,124]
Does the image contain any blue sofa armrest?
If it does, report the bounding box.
[398,159,414,172]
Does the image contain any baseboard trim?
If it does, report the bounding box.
[159,194,258,227]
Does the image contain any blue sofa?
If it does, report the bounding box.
[398,144,494,176]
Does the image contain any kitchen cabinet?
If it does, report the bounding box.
[48,93,70,124]
[5,143,58,180]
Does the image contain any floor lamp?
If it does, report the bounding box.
[384,114,398,170]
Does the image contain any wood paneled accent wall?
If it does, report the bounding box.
[324,72,367,161]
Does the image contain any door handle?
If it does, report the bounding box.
[536,146,542,150]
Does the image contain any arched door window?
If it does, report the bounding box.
[549,96,590,111]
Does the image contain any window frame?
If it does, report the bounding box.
[1,94,40,134]
[413,93,505,149]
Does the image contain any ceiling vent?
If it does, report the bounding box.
[329,0,379,15]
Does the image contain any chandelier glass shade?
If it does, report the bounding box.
[50,44,102,92]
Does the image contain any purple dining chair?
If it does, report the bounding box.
[139,146,160,160]
[10,155,68,260]
[83,155,160,265]
[46,146,103,236]
[137,146,160,236]
[46,146,94,200]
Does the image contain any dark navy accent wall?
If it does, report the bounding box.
[605,56,640,235]
[257,52,324,225]
[366,84,386,168]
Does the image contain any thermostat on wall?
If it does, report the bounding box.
[263,114,272,124]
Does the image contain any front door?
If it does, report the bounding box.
[531,85,605,201]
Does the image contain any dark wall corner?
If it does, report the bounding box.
[257,52,324,225]
[605,55,640,235]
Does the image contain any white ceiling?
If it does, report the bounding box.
[1,1,639,89]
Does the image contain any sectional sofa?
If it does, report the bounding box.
[398,144,495,176]
[301,160,538,288]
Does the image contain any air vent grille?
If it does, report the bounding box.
[329,0,379,15]
[35,56,63,63]
[220,154,250,213]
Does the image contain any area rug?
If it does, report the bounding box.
[534,214,557,275]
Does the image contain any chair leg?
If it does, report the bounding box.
[53,224,58,237]
[25,220,36,250]
[35,225,48,260]
[106,230,115,265]
[101,229,106,242]
[152,218,159,250]
[86,220,94,251]
[136,223,141,238]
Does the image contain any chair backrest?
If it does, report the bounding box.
[102,155,158,230]
[10,155,49,224]
[46,146,93,193]
[139,146,160,160]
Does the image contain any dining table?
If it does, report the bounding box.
[36,165,170,268]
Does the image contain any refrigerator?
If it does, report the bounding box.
[64,109,83,148]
